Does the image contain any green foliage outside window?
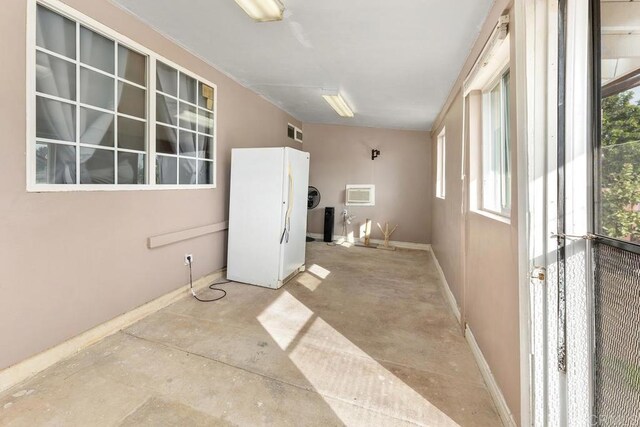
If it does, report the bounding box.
[601,91,640,243]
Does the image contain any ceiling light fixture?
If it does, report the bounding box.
[233,0,285,22]
[322,93,354,118]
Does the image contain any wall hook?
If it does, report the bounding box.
[371,149,381,160]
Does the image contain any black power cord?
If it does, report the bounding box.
[187,259,230,302]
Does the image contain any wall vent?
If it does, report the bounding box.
[346,185,375,206]
[288,123,303,142]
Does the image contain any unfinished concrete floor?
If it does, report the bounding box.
[0,242,502,426]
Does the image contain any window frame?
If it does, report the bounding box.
[435,127,446,199]
[27,0,218,191]
[591,0,640,253]
[154,62,216,186]
[480,67,511,217]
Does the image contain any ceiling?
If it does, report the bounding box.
[110,0,494,131]
[601,1,640,84]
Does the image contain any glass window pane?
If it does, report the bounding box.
[79,147,114,184]
[198,82,214,110]
[179,73,197,103]
[36,52,76,101]
[179,102,197,131]
[36,96,76,142]
[156,155,177,184]
[491,85,502,146]
[597,4,640,243]
[156,94,177,126]
[198,135,213,159]
[80,108,114,147]
[118,152,145,184]
[36,142,76,184]
[36,5,76,59]
[179,158,197,185]
[198,160,213,185]
[80,27,115,74]
[80,68,115,110]
[156,61,177,96]
[198,109,214,135]
[118,82,146,118]
[436,132,445,198]
[502,72,511,211]
[599,88,640,243]
[483,81,504,214]
[118,117,145,151]
[118,45,145,86]
[156,124,177,154]
[179,130,196,157]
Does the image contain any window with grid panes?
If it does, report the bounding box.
[31,2,216,190]
[35,4,147,185]
[155,61,215,185]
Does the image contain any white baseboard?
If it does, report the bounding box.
[307,233,431,251]
[0,269,225,394]
[430,250,514,425]
[466,326,517,427]
[428,248,462,324]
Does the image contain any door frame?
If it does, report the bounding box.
[562,0,595,423]
[514,0,561,424]
[515,0,595,424]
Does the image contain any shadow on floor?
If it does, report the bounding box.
[0,243,502,426]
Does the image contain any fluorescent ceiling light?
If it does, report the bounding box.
[234,0,285,22]
[322,93,354,118]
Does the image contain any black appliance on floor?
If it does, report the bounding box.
[323,207,334,243]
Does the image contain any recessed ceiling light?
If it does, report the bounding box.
[322,93,354,118]
[234,0,285,22]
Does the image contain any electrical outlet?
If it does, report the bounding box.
[184,254,193,265]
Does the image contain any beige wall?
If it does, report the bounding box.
[430,2,521,425]
[430,93,465,307]
[0,0,300,370]
[303,124,431,244]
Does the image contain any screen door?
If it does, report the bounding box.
[592,1,640,424]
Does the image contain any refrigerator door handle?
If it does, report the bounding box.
[280,163,293,244]
[279,217,290,244]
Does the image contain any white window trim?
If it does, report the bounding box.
[476,65,511,219]
[26,0,218,192]
[464,13,512,223]
[436,127,446,199]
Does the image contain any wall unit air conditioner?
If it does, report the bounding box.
[346,185,375,206]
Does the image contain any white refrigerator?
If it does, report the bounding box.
[227,147,310,289]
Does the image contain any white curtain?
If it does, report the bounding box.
[35,6,76,183]
[157,64,179,184]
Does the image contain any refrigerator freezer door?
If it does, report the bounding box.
[278,148,310,281]
[227,148,285,288]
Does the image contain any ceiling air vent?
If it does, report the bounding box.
[346,185,375,206]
